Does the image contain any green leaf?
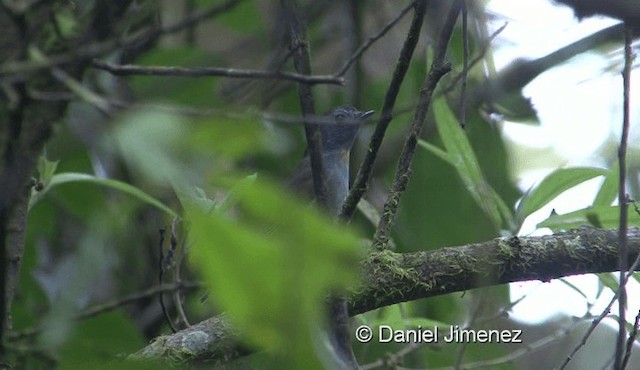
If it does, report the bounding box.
[517,167,607,222]
[185,177,361,367]
[37,155,59,187]
[31,172,177,217]
[599,273,619,293]
[430,99,505,228]
[214,173,258,213]
[538,205,640,231]
[29,155,60,209]
[593,162,619,207]
[417,140,453,166]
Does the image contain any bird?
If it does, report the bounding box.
[286,106,375,213]
[285,105,374,370]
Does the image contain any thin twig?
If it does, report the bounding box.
[362,293,531,369]
[341,0,429,221]
[459,0,468,128]
[623,309,640,367]
[335,1,414,78]
[280,0,326,206]
[171,219,191,328]
[373,1,460,249]
[91,60,344,85]
[560,240,640,369]
[429,321,583,370]
[8,281,200,339]
[158,228,177,333]
[616,24,634,369]
[0,0,244,77]
[440,22,508,96]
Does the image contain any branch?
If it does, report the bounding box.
[9,281,201,340]
[91,60,344,85]
[555,0,640,28]
[341,0,428,220]
[615,24,633,369]
[129,226,640,365]
[0,0,244,78]
[335,1,414,78]
[373,1,461,249]
[468,23,625,110]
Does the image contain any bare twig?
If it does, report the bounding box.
[623,309,640,367]
[373,1,460,249]
[335,2,414,78]
[560,240,640,369]
[362,294,530,369]
[9,281,200,340]
[171,219,191,328]
[459,0,469,128]
[91,60,344,85]
[24,45,114,114]
[0,0,244,77]
[428,321,583,370]
[440,22,508,96]
[616,24,634,369]
[280,0,326,206]
[158,228,177,333]
[341,0,429,221]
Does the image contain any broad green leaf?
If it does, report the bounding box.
[30,172,177,217]
[431,98,504,228]
[593,162,619,207]
[185,177,361,368]
[517,167,607,222]
[538,205,640,231]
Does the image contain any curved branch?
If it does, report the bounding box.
[129,226,640,365]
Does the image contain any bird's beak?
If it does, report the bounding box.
[359,110,375,120]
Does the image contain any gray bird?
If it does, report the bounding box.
[286,106,375,213]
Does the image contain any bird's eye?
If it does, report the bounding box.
[335,113,346,122]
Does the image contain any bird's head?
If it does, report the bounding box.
[316,106,374,152]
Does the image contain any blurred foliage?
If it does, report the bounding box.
[5,0,637,369]
[186,176,362,368]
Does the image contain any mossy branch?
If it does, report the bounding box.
[130,226,639,365]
